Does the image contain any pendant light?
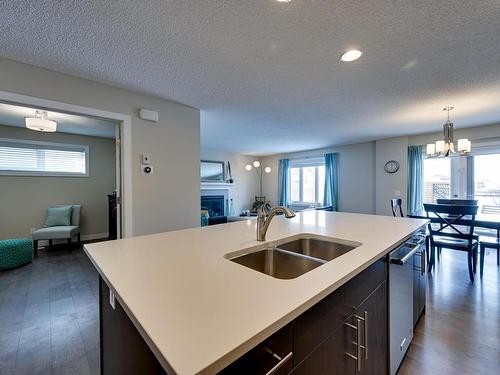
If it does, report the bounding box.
[426,107,471,157]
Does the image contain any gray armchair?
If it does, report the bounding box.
[32,205,81,255]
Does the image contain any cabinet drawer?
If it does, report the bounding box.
[343,258,387,311]
[292,321,355,375]
[219,323,293,375]
[294,258,387,364]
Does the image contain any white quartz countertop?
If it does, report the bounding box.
[84,211,427,375]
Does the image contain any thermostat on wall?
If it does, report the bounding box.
[139,108,159,122]
[142,165,154,175]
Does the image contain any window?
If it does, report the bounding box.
[0,138,89,177]
[422,145,500,212]
[423,158,451,202]
[289,158,325,207]
[474,154,500,211]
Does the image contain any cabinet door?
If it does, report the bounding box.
[218,323,293,375]
[356,282,388,375]
[294,258,387,364]
[293,320,356,375]
[100,278,167,375]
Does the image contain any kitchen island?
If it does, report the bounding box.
[84,211,427,375]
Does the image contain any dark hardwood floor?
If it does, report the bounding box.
[399,248,500,374]
[1,243,498,375]
[0,244,100,375]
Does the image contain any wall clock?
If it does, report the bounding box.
[384,160,400,174]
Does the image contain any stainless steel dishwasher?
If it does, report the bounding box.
[389,236,423,375]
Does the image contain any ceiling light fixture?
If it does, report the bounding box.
[340,49,363,62]
[25,110,57,132]
[276,0,292,3]
[426,107,471,158]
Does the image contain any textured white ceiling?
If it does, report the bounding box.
[1,1,500,155]
[0,102,117,138]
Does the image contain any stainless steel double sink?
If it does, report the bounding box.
[225,235,361,279]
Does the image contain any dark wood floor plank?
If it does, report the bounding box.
[398,249,500,374]
[0,244,101,375]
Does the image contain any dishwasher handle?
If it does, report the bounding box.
[389,244,420,265]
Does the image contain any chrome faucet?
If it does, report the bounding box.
[257,206,296,241]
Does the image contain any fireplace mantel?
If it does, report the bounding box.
[201,182,235,190]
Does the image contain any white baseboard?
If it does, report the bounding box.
[36,232,108,248]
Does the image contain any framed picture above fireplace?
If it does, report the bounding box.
[200,160,225,182]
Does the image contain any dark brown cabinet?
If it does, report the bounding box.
[292,282,387,375]
[222,259,388,375]
[218,323,293,375]
[100,279,166,375]
[99,258,389,375]
[293,317,355,375]
[293,258,386,365]
[355,283,387,375]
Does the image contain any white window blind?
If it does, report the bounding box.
[0,138,89,176]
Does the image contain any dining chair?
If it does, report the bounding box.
[390,198,404,217]
[481,205,500,214]
[479,232,500,277]
[435,200,478,253]
[424,203,479,283]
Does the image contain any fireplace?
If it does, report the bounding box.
[201,195,225,217]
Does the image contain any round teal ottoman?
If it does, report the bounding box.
[0,239,33,271]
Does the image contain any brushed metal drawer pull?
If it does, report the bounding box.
[263,349,293,375]
[364,311,368,359]
[344,319,362,371]
[400,337,407,351]
[353,311,368,359]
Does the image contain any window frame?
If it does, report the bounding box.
[0,137,90,177]
[288,157,325,207]
[422,139,500,203]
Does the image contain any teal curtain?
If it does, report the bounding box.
[278,159,290,206]
[407,145,424,215]
[324,153,339,211]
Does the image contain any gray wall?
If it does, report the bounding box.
[261,142,376,214]
[375,136,409,216]
[0,57,200,236]
[0,125,115,238]
[200,149,258,215]
[261,123,500,217]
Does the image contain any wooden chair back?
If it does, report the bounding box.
[423,203,478,247]
[390,198,404,217]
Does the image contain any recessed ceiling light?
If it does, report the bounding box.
[276,0,292,3]
[340,49,363,62]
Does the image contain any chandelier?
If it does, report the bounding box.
[426,107,470,158]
